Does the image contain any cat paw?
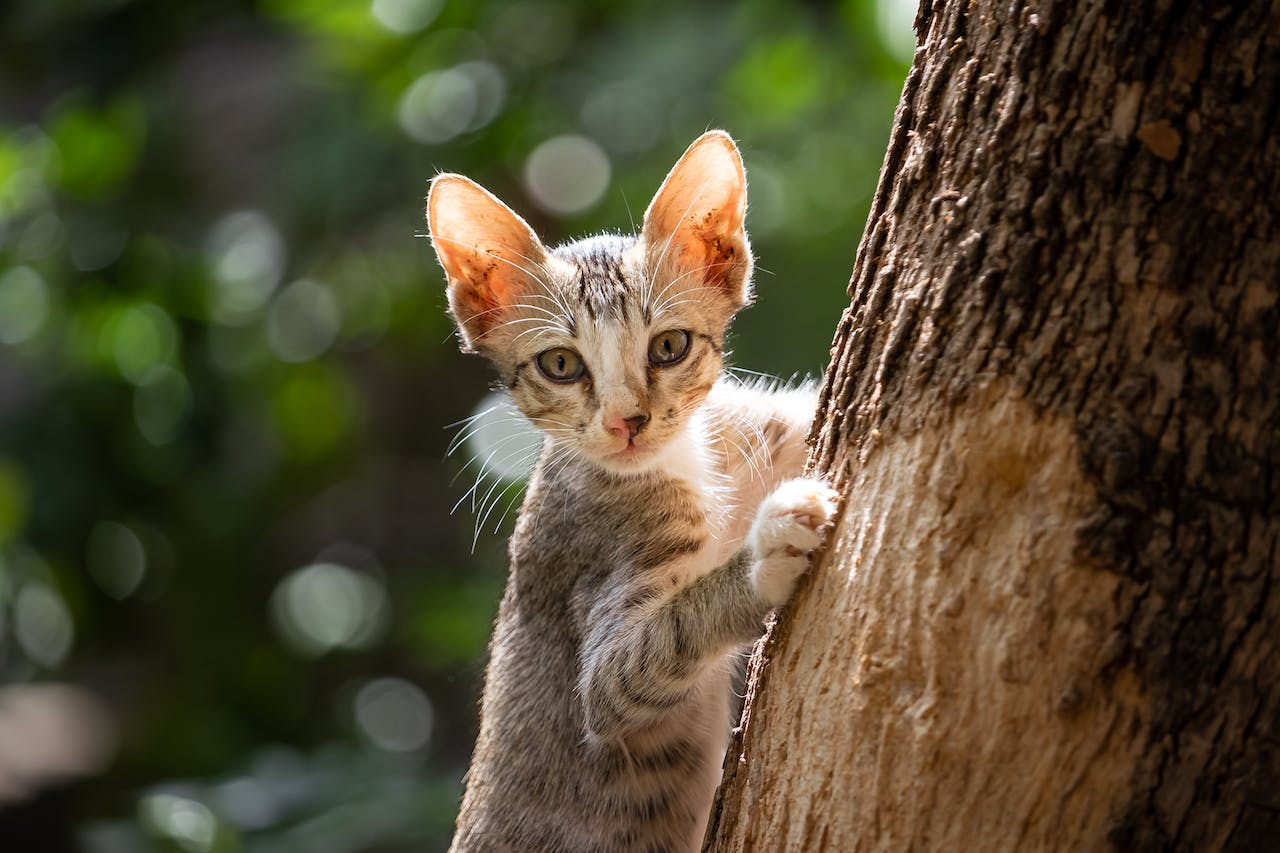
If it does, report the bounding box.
[748,478,840,607]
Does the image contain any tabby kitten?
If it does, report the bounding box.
[430,131,838,853]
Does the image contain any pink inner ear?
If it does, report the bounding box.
[698,230,743,287]
[652,192,748,293]
[429,174,551,346]
[642,133,748,291]
[445,247,518,335]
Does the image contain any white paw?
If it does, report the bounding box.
[748,478,840,606]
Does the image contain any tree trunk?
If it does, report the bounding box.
[706,1,1279,850]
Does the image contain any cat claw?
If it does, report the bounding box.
[748,478,840,606]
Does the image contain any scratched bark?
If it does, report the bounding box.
[705,1,1279,850]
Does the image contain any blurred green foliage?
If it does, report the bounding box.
[0,0,910,849]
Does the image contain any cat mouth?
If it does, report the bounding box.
[606,438,650,462]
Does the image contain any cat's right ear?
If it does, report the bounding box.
[427,174,549,353]
[642,131,752,310]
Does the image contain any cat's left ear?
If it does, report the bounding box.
[427,174,550,353]
[642,131,752,309]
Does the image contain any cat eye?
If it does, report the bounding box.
[536,347,585,383]
[648,329,690,366]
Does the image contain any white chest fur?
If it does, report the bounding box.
[651,413,748,575]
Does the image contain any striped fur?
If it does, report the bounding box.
[430,132,838,852]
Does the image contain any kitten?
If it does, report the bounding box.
[429,131,839,853]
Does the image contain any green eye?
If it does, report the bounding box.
[648,329,690,366]
[536,347,585,382]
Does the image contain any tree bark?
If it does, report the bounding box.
[706,1,1279,850]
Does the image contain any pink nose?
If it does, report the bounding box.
[604,413,650,440]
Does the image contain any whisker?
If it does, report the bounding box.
[425,233,555,294]
[472,435,562,537]
[528,416,579,431]
[512,324,574,343]
[460,300,563,326]
[459,440,542,519]
[538,443,580,484]
[651,272,725,303]
[449,430,541,493]
[620,188,637,234]
[646,187,707,310]
[475,474,528,548]
[446,417,536,461]
[650,277,727,318]
[649,280,727,323]
[731,420,771,483]
[727,366,779,381]
[491,483,527,535]
[720,430,764,485]
[426,234,580,337]
[443,403,504,431]
[515,292,577,322]
[469,315,572,345]
[485,477,530,541]
[448,415,518,458]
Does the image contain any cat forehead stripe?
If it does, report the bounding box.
[554,234,636,323]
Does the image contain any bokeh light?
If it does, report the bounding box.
[398,62,506,145]
[132,365,192,445]
[85,521,147,600]
[16,212,64,261]
[112,302,179,383]
[0,127,58,221]
[489,1,575,66]
[266,278,341,363]
[67,215,129,272]
[876,0,920,62]
[205,211,285,325]
[271,562,389,657]
[580,81,663,155]
[0,684,116,803]
[370,0,443,35]
[207,775,277,832]
[354,677,434,753]
[139,792,219,853]
[13,583,73,668]
[0,266,49,345]
[523,135,611,215]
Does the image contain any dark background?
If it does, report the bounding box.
[0,0,911,849]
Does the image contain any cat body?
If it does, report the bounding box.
[429,132,838,852]
[454,381,815,852]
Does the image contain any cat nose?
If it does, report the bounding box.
[604,412,649,439]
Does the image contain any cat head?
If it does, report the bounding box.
[428,131,752,475]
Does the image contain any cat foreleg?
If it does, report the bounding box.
[578,477,839,741]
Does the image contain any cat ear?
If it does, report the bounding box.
[641,131,752,308]
[427,174,550,353]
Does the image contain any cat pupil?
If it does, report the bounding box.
[649,330,688,365]
[536,347,584,382]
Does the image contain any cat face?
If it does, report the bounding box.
[428,131,752,475]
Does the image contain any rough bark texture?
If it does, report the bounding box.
[706,1,1279,850]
